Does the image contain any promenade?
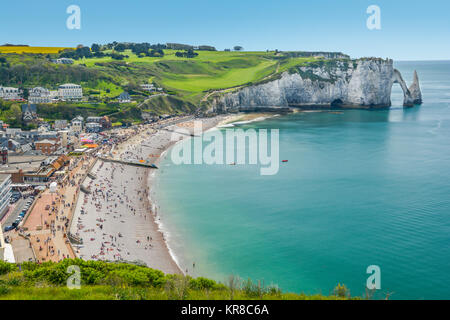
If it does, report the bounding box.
[9,154,96,263]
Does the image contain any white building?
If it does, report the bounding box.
[5,128,22,137]
[71,120,83,133]
[53,58,74,64]
[58,130,69,148]
[0,87,22,100]
[54,120,68,130]
[29,87,51,104]
[0,174,12,219]
[49,90,59,101]
[0,175,14,263]
[0,221,15,262]
[118,92,131,103]
[58,84,82,101]
[140,83,155,92]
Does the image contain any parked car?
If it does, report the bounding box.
[4,225,15,232]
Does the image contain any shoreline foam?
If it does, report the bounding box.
[147,112,281,275]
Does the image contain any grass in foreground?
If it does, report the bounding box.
[0,259,357,300]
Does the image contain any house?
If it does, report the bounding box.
[0,174,12,223]
[58,84,82,101]
[85,123,102,133]
[54,120,68,130]
[100,116,111,129]
[85,116,111,130]
[86,116,102,123]
[51,58,74,65]
[70,117,84,133]
[0,87,23,101]
[21,104,37,122]
[16,129,39,142]
[0,148,7,165]
[72,116,84,123]
[35,139,60,155]
[38,131,59,142]
[5,128,22,138]
[49,90,59,101]
[37,124,50,132]
[29,87,51,104]
[58,130,69,148]
[118,92,131,103]
[71,120,83,133]
[140,84,155,92]
[0,154,69,187]
[0,139,21,153]
[20,143,33,153]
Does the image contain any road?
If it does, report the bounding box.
[2,198,27,231]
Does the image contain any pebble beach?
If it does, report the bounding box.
[70,115,235,274]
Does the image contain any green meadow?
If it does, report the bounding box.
[74,49,318,99]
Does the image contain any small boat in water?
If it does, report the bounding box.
[282,160,288,163]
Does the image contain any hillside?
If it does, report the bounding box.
[0,46,350,122]
[0,259,356,300]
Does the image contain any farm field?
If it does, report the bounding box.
[0,46,73,54]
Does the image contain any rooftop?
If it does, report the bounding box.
[0,173,11,184]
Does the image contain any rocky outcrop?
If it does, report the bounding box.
[408,70,423,105]
[212,58,422,111]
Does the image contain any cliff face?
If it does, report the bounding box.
[213,59,422,111]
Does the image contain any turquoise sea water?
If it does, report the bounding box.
[155,61,450,299]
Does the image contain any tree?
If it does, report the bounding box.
[148,49,164,57]
[234,46,243,51]
[91,43,101,52]
[10,104,23,126]
[175,49,198,58]
[110,53,127,60]
[114,43,126,52]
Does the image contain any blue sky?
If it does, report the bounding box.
[1,0,449,60]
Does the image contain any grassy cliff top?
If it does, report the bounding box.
[0,48,353,119]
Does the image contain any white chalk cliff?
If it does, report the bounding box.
[213,58,422,111]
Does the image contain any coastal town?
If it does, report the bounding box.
[0,82,230,274]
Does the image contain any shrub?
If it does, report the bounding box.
[0,285,10,296]
[0,261,17,275]
[189,277,217,290]
[164,275,190,300]
[333,283,350,298]
[5,272,24,286]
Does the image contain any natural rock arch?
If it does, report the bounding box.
[392,69,422,107]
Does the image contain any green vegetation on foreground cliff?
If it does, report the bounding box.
[0,259,357,300]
